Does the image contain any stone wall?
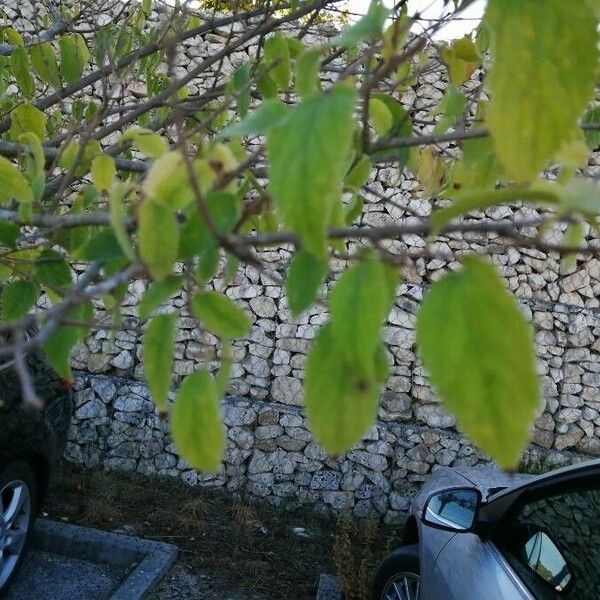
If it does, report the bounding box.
[66,372,591,523]
[6,0,600,517]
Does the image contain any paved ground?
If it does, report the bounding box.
[7,550,125,600]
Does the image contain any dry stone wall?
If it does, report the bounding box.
[6,1,600,518]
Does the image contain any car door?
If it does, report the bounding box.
[424,528,533,600]
[488,477,600,599]
[423,461,600,600]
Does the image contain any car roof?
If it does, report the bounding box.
[485,458,600,503]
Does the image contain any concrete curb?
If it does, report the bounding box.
[315,573,343,600]
[32,519,178,599]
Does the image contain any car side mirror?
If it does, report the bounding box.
[524,531,572,592]
[422,487,481,532]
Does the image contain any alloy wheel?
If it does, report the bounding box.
[382,571,420,600]
[0,480,31,588]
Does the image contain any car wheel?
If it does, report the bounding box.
[0,461,38,594]
[372,544,420,600]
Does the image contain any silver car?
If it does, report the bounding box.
[372,459,600,600]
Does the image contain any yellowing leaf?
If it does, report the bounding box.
[142,151,194,208]
[191,290,250,338]
[143,313,176,412]
[439,37,480,85]
[305,324,387,456]
[416,255,539,469]
[268,87,357,257]
[138,200,179,280]
[121,127,168,158]
[171,369,225,473]
[0,157,34,203]
[486,0,599,181]
[329,254,397,379]
[91,154,116,191]
[9,104,47,141]
[414,147,445,195]
[369,97,393,136]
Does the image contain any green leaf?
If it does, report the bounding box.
[121,127,168,158]
[171,369,225,473]
[180,191,239,260]
[264,34,291,91]
[583,107,600,150]
[295,48,321,98]
[228,63,251,118]
[369,93,412,168]
[35,249,72,288]
[59,141,80,170]
[75,228,125,263]
[449,128,502,192]
[43,302,92,381]
[217,100,288,139]
[108,183,135,260]
[257,69,278,99]
[139,275,183,320]
[486,0,599,181]
[143,313,176,412]
[329,254,397,378]
[91,155,116,192]
[2,280,38,321]
[18,132,45,175]
[305,324,385,455]
[561,221,585,272]
[59,33,90,83]
[431,85,467,134]
[286,251,328,317]
[9,104,47,141]
[138,200,179,281]
[191,290,250,338]
[268,87,357,257]
[369,97,393,136]
[561,178,600,216]
[0,222,19,248]
[416,255,539,469]
[10,47,34,98]
[345,194,364,225]
[332,0,389,48]
[29,42,61,88]
[0,157,34,204]
[345,155,372,191]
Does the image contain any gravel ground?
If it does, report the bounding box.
[7,550,124,600]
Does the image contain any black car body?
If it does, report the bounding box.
[0,349,73,593]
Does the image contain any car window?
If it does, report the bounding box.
[493,486,600,600]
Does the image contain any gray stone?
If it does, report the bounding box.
[310,470,342,491]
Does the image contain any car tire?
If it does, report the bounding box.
[0,461,39,595]
[372,544,420,600]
